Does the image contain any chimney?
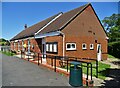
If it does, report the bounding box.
[24,24,27,29]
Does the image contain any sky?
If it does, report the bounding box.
[1,2,118,40]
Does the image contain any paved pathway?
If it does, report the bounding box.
[100,58,120,87]
[2,53,70,86]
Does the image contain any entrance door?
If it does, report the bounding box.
[42,38,46,63]
[97,44,101,61]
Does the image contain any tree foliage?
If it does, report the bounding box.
[102,14,120,58]
[102,14,120,42]
[0,38,10,46]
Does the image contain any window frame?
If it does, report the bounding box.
[46,42,58,54]
[90,44,94,50]
[82,43,87,50]
[66,43,76,51]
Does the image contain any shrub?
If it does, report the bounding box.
[108,42,120,58]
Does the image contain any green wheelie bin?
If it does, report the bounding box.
[69,61,83,87]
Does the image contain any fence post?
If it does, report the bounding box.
[54,56,56,72]
[96,60,98,78]
[21,50,22,59]
[67,60,68,72]
[41,54,42,64]
[91,63,92,80]
[86,63,89,86]
[38,53,39,65]
[28,53,29,61]
[51,58,53,66]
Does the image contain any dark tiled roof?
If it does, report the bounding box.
[11,3,90,41]
[10,12,62,41]
[37,4,89,35]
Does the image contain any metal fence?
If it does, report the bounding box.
[20,50,98,86]
[0,46,10,52]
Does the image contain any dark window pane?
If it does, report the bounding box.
[67,44,71,48]
[83,44,85,48]
[72,44,75,48]
[90,44,93,47]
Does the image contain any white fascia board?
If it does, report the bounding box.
[14,40,18,42]
[35,13,63,35]
[35,31,60,39]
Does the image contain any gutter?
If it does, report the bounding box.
[58,31,65,57]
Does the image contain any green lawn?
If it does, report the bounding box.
[62,61,110,80]
[108,54,116,58]
[82,62,110,80]
[0,51,16,56]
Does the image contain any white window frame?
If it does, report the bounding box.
[46,42,58,53]
[49,44,53,52]
[66,43,76,51]
[90,44,94,50]
[46,44,49,52]
[53,43,57,52]
[82,43,87,50]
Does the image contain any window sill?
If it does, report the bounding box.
[66,50,77,51]
[46,51,58,54]
[82,49,87,50]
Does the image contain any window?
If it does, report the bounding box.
[53,44,57,52]
[66,43,76,50]
[90,44,94,50]
[49,44,53,52]
[46,44,49,51]
[82,43,87,50]
[46,42,58,53]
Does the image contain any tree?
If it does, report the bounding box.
[102,14,120,42]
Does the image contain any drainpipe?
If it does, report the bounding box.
[58,31,65,57]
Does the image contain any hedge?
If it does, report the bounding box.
[108,42,120,58]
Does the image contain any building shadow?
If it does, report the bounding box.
[100,68,120,87]
[111,61,120,66]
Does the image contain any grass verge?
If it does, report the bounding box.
[62,61,110,80]
[108,54,116,59]
[0,51,16,56]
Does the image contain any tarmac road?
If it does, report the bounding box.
[1,53,70,86]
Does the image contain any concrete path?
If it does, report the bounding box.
[2,53,70,86]
[100,58,120,87]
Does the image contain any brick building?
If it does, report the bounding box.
[10,3,108,65]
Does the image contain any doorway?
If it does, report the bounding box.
[42,38,46,63]
[97,44,102,61]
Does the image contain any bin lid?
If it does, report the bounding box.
[70,61,81,65]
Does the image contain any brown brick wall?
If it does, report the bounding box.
[62,5,108,60]
[45,35,63,66]
[63,35,107,60]
[10,38,42,54]
[45,35,63,56]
